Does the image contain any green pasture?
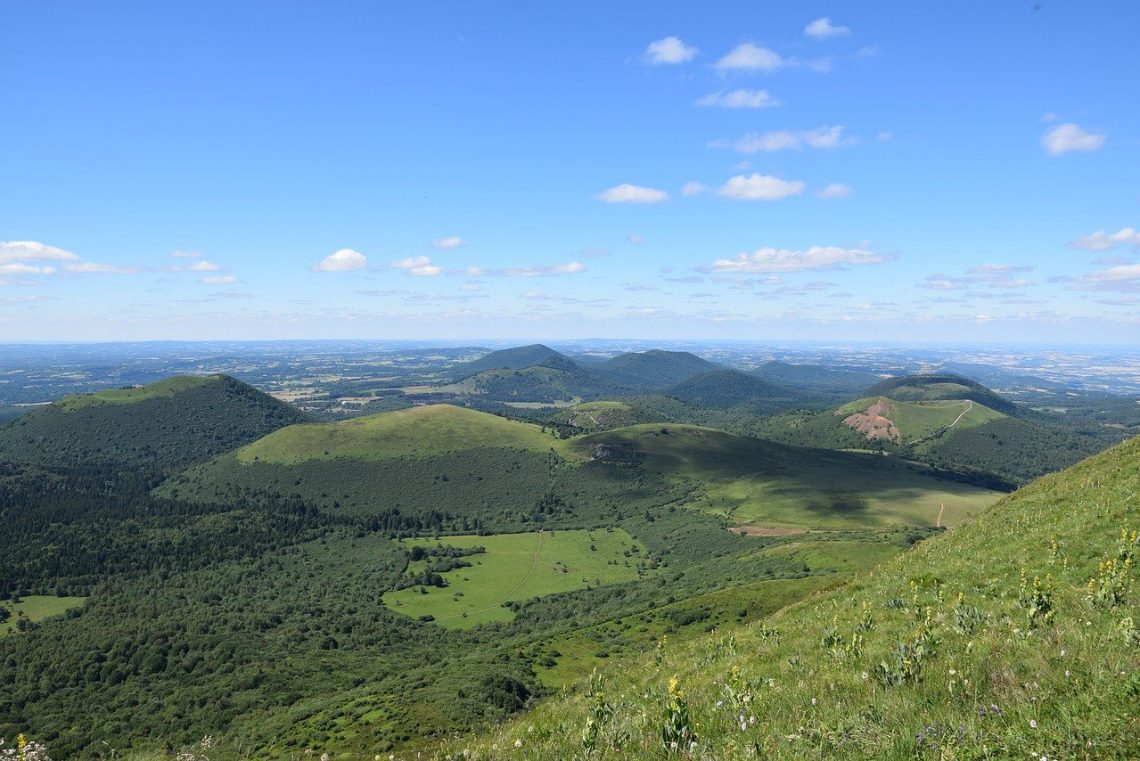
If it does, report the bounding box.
[384,529,647,629]
[1,595,86,635]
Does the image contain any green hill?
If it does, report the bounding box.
[866,373,1017,415]
[597,350,719,389]
[667,369,811,412]
[456,362,622,403]
[442,433,1140,760]
[452,344,571,379]
[552,400,666,432]
[0,374,305,470]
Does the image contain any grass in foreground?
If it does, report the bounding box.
[439,436,1140,760]
[384,529,648,629]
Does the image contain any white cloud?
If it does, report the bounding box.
[167,260,222,272]
[804,17,851,39]
[63,262,140,274]
[876,131,893,142]
[644,36,697,65]
[713,43,786,72]
[0,240,79,262]
[1042,123,1105,156]
[0,262,56,275]
[695,89,779,109]
[1068,227,1140,251]
[716,126,851,153]
[681,181,708,196]
[816,183,851,199]
[1085,264,1140,282]
[460,283,481,292]
[170,249,201,259]
[200,275,239,285]
[391,255,442,276]
[709,245,889,273]
[626,234,645,244]
[920,274,970,291]
[498,262,584,277]
[316,248,368,272]
[596,184,669,203]
[716,173,805,201]
[432,236,465,249]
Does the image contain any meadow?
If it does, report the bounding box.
[0,595,85,635]
[384,529,649,628]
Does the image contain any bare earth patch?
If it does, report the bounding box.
[842,398,900,444]
[729,525,809,537]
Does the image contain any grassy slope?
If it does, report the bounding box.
[236,404,573,464]
[445,435,1140,760]
[837,396,1006,443]
[54,376,218,409]
[576,424,998,529]
[384,529,647,629]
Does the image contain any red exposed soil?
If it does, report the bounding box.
[842,398,900,444]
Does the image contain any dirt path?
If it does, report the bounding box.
[437,530,547,622]
[910,400,973,445]
[936,501,945,528]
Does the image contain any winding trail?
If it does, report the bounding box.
[437,530,547,622]
[936,501,945,528]
[910,400,974,446]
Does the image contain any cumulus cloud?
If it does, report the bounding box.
[316,248,368,272]
[713,43,787,72]
[714,126,851,153]
[695,89,779,109]
[432,236,465,249]
[717,173,805,201]
[391,255,442,276]
[596,184,669,203]
[1042,123,1105,156]
[815,183,851,199]
[804,17,851,39]
[681,181,708,196]
[708,245,888,273]
[0,240,79,262]
[0,262,56,275]
[643,36,697,65]
[1068,227,1140,251]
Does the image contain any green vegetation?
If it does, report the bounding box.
[666,369,811,413]
[836,396,1006,442]
[0,595,85,635]
[443,434,1140,760]
[866,373,1017,414]
[385,529,648,628]
[235,404,572,464]
[553,401,660,432]
[450,344,570,379]
[596,350,718,388]
[0,374,305,470]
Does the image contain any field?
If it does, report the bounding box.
[236,404,574,465]
[55,375,218,410]
[0,595,86,635]
[384,529,648,628]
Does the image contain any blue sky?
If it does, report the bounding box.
[2,1,1139,343]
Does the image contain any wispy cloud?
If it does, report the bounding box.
[713,126,852,153]
[315,248,368,272]
[681,181,707,196]
[804,17,851,39]
[170,249,201,259]
[64,262,141,274]
[1068,227,1140,251]
[391,255,442,276]
[596,184,668,203]
[815,183,851,199]
[1042,123,1105,156]
[707,245,889,273]
[643,36,697,65]
[695,89,779,109]
[716,173,805,201]
[0,240,79,263]
[432,236,465,249]
[200,275,239,285]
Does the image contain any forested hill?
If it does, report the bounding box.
[596,350,719,388]
[450,344,570,378]
[0,374,305,470]
[866,373,1018,415]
